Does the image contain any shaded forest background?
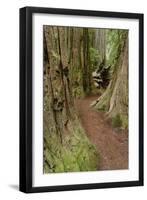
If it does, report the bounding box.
[43,26,128,173]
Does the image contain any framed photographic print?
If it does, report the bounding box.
[19,7,144,193]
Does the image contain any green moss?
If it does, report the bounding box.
[121,115,128,129]
[54,159,65,173]
[61,149,80,172]
[111,114,128,129]
[112,114,122,128]
[97,104,107,112]
[44,117,99,173]
[76,145,99,171]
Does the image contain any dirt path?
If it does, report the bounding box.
[75,95,128,170]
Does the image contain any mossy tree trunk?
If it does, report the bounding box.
[43,26,99,173]
[94,34,128,128]
[108,38,128,118]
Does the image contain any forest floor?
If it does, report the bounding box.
[75,95,128,170]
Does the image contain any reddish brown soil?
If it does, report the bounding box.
[75,95,128,170]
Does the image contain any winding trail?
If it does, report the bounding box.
[75,95,128,170]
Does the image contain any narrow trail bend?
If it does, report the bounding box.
[75,95,128,170]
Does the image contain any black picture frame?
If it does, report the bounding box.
[19,6,144,193]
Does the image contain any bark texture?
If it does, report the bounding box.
[94,35,128,128]
[43,26,99,173]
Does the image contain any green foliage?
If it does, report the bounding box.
[89,47,100,69]
[106,30,128,72]
[73,87,84,98]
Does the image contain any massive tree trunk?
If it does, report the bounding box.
[94,29,106,65]
[44,26,74,145]
[93,35,128,128]
[43,26,99,173]
[83,28,91,95]
[108,38,128,118]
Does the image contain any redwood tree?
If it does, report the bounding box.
[93,30,128,128]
